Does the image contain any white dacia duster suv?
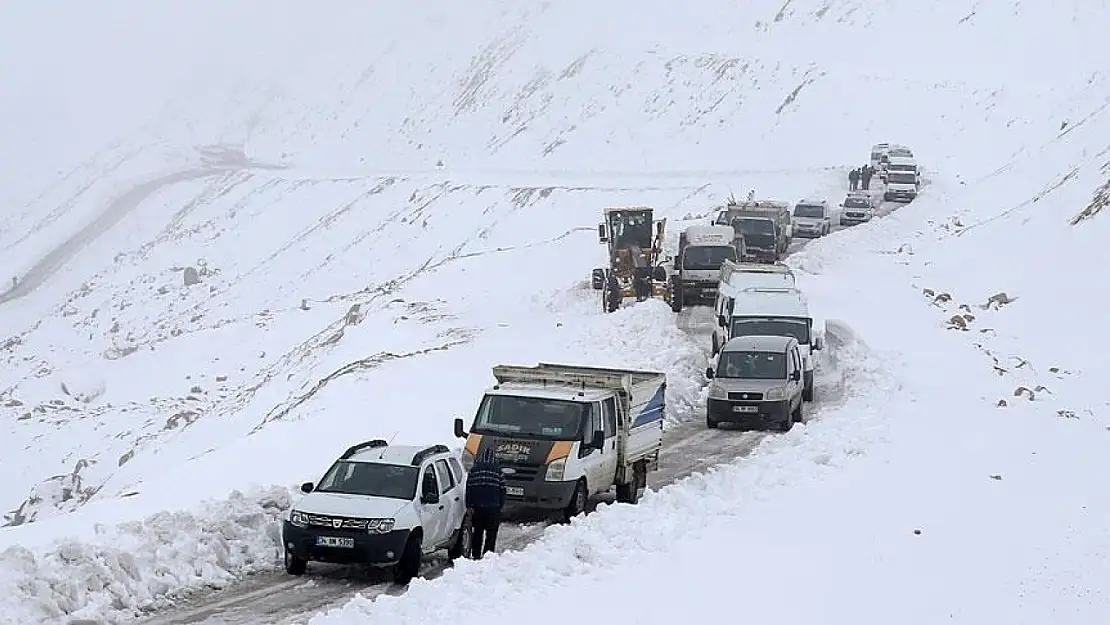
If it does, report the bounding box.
[282,440,470,583]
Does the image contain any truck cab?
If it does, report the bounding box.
[669,224,743,312]
[453,363,665,521]
[886,155,920,185]
[714,200,792,262]
[884,170,919,202]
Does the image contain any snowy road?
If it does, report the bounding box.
[138,422,769,625]
[138,196,908,625]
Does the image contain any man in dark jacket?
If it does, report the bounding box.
[465,448,507,559]
[848,168,860,191]
[861,164,873,190]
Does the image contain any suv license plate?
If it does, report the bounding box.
[506,486,524,497]
[733,405,759,413]
[316,536,355,548]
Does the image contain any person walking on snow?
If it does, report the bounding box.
[465,448,507,559]
[848,168,860,191]
[861,165,873,190]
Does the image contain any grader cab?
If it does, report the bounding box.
[590,206,672,313]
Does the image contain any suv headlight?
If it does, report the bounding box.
[366,518,395,534]
[289,510,308,527]
[765,387,785,400]
[545,458,566,482]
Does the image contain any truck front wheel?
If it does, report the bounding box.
[563,480,588,523]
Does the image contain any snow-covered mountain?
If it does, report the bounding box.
[1,0,1108,623]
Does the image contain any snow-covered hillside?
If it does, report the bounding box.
[1,0,1109,622]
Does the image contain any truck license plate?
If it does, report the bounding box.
[316,536,355,548]
[732,405,759,413]
[506,486,524,497]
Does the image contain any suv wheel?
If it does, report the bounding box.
[284,550,306,576]
[393,532,422,584]
[448,519,472,561]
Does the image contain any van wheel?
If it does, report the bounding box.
[284,550,306,576]
[706,414,719,429]
[563,480,588,522]
[803,381,814,402]
[392,532,422,584]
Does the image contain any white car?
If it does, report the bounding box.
[282,440,470,583]
[839,192,877,226]
[791,199,831,238]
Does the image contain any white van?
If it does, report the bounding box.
[711,282,822,402]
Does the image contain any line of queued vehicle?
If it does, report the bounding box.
[278,144,921,585]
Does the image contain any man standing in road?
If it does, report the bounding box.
[465,448,507,559]
[848,168,860,191]
[861,165,873,190]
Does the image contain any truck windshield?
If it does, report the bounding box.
[314,461,419,500]
[889,164,914,172]
[888,172,915,184]
[471,395,588,440]
[793,204,824,218]
[716,351,786,380]
[736,218,774,234]
[683,245,736,270]
[730,318,810,344]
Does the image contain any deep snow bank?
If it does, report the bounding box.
[0,486,294,625]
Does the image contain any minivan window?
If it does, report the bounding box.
[717,351,787,380]
[683,245,736,270]
[793,204,825,218]
[735,217,775,234]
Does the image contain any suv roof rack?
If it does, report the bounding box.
[340,439,388,460]
[411,444,451,466]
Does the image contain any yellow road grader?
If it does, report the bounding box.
[590,206,672,313]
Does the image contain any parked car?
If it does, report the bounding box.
[282,440,469,583]
[791,199,832,238]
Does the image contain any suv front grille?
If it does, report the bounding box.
[305,513,369,530]
[728,391,764,401]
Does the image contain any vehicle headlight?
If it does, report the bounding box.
[707,383,727,399]
[461,448,475,471]
[366,518,395,534]
[765,387,785,400]
[545,458,566,482]
[289,510,308,527]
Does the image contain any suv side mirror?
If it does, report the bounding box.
[300,482,314,494]
[597,223,607,243]
[717,315,727,328]
[590,430,605,450]
[791,370,801,382]
[705,366,715,379]
[453,418,467,439]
